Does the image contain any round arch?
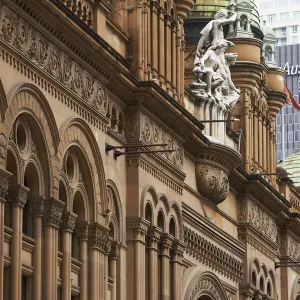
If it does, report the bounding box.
[58,118,106,222]
[140,185,159,218]
[183,270,229,300]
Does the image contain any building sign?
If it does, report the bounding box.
[283,62,300,75]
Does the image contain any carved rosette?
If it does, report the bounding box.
[43,197,65,227]
[0,168,12,201]
[195,142,241,204]
[8,184,30,208]
[61,211,78,232]
[88,222,109,252]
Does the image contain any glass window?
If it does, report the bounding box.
[284,114,287,125]
[295,130,299,142]
[295,113,299,124]
[276,114,281,126]
[267,14,276,23]
[292,36,298,44]
[281,38,287,45]
[277,150,282,161]
[284,131,287,143]
[280,13,289,21]
[292,25,298,33]
[276,132,281,144]
[289,113,293,124]
[288,148,293,156]
[294,11,300,19]
[288,131,293,142]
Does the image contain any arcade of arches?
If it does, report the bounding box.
[0,1,300,300]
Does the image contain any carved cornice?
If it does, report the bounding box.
[88,222,109,251]
[183,225,244,282]
[0,2,109,128]
[7,184,30,208]
[43,197,65,227]
[61,211,77,232]
[0,168,11,201]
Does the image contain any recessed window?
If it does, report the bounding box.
[66,155,75,181]
[280,13,289,21]
[276,114,281,126]
[288,113,293,124]
[267,14,276,23]
[295,130,299,142]
[277,150,282,161]
[292,25,298,33]
[288,131,293,143]
[276,132,281,144]
[294,11,300,19]
[295,113,299,124]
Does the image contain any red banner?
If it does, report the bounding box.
[284,82,300,110]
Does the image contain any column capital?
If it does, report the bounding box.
[88,222,109,251]
[43,197,65,228]
[29,196,45,216]
[0,168,12,202]
[148,226,163,242]
[8,184,30,208]
[75,221,89,240]
[160,233,174,249]
[61,211,78,232]
[172,239,185,256]
[127,217,149,235]
[109,241,120,259]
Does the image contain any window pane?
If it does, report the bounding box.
[295,113,299,124]
[284,131,287,143]
[276,115,281,125]
[284,114,287,125]
[289,113,293,124]
[276,132,281,144]
[277,150,282,161]
[295,130,299,142]
[288,131,293,142]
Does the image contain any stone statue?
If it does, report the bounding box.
[189,0,240,111]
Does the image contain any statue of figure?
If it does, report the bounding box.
[194,0,237,61]
[194,40,229,97]
[189,0,240,110]
[221,52,240,108]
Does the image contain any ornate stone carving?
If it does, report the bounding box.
[75,222,89,239]
[189,1,240,112]
[109,240,120,259]
[88,223,109,251]
[246,200,277,243]
[29,196,45,216]
[61,211,77,232]
[195,164,229,203]
[190,279,222,300]
[125,111,184,169]
[0,168,11,200]
[43,197,65,227]
[7,184,29,208]
[172,239,185,256]
[147,226,162,243]
[0,4,108,116]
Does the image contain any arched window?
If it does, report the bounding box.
[267,281,271,296]
[251,271,257,287]
[265,45,272,62]
[169,217,176,237]
[157,210,164,230]
[145,203,153,224]
[259,276,264,291]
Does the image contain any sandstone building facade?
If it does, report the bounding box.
[0,0,300,300]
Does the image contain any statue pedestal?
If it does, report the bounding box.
[194,96,229,144]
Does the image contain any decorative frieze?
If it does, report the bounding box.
[61,211,78,232]
[0,168,11,200]
[125,110,184,169]
[239,198,277,243]
[184,226,243,282]
[43,197,65,227]
[0,3,108,116]
[7,184,29,208]
[88,222,109,251]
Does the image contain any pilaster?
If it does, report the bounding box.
[109,241,120,300]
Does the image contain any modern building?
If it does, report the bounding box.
[257,0,300,46]
[0,1,300,300]
[274,44,300,163]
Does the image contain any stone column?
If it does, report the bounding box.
[171,21,177,97]
[61,212,77,300]
[147,226,162,300]
[8,184,30,300]
[158,7,165,87]
[171,240,185,300]
[151,0,159,79]
[109,241,120,300]
[29,196,45,300]
[88,222,109,300]
[43,197,65,300]
[75,222,89,300]
[165,15,172,93]
[126,218,149,300]
[159,233,173,300]
[0,169,11,300]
